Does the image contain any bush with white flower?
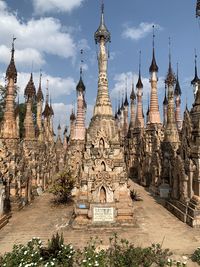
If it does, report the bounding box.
[0,233,193,266]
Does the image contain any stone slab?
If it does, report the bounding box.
[93,207,114,223]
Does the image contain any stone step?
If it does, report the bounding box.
[116,202,133,209]
[0,214,11,230]
[165,201,186,223]
[117,207,133,216]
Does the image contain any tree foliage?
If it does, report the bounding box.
[49,170,75,203]
[0,233,179,267]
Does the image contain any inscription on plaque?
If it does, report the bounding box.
[93,207,114,222]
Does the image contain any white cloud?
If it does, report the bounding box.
[4,72,76,101]
[111,72,165,117]
[0,45,45,67]
[77,39,90,51]
[0,1,7,11]
[52,102,94,135]
[122,22,162,41]
[111,72,165,102]
[32,0,84,14]
[53,103,72,130]
[0,3,77,67]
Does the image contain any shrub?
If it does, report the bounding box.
[0,233,188,267]
[49,169,75,203]
[1,234,75,267]
[107,233,171,267]
[191,247,200,265]
[130,189,142,201]
[1,237,43,267]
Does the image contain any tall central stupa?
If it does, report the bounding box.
[74,3,133,225]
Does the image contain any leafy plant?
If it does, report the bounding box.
[1,237,43,267]
[49,170,75,203]
[107,233,171,267]
[47,232,64,257]
[0,233,190,267]
[130,189,142,201]
[191,247,200,265]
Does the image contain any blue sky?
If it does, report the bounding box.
[0,0,199,132]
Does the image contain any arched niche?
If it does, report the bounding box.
[99,186,106,203]
[101,161,106,171]
[99,138,105,150]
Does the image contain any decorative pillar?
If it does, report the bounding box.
[135,52,144,128]
[74,66,86,141]
[174,65,182,131]
[164,43,179,144]
[163,85,168,127]
[129,82,136,130]
[63,126,68,150]
[42,81,52,143]
[70,110,76,141]
[123,86,129,136]
[24,73,36,140]
[93,3,112,118]
[36,72,44,141]
[191,53,200,99]
[2,38,18,140]
[149,26,161,124]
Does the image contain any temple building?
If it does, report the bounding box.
[72,3,133,225]
[0,39,64,228]
[1,2,200,229]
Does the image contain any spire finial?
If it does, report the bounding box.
[146,93,150,115]
[101,0,104,14]
[80,49,83,77]
[101,0,104,25]
[124,76,129,106]
[36,69,44,102]
[94,0,110,44]
[149,25,158,73]
[186,94,188,109]
[76,50,86,92]
[46,79,49,104]
[152,25,155,49]
[39,69,42,84]
[126,76,128,94]
[163,84,168,105]
[169,37,171,67]
[12,36,16,54]
[177,62,179,79]
[136,51,143,89]
[195,48,198,76]
[165,38,176,86]
[174,62,182,96]
[6,36,17,83]
[191,49,200,86]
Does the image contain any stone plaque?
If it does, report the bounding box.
[93,207,114,222]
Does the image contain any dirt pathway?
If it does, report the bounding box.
[0,182,199,266]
